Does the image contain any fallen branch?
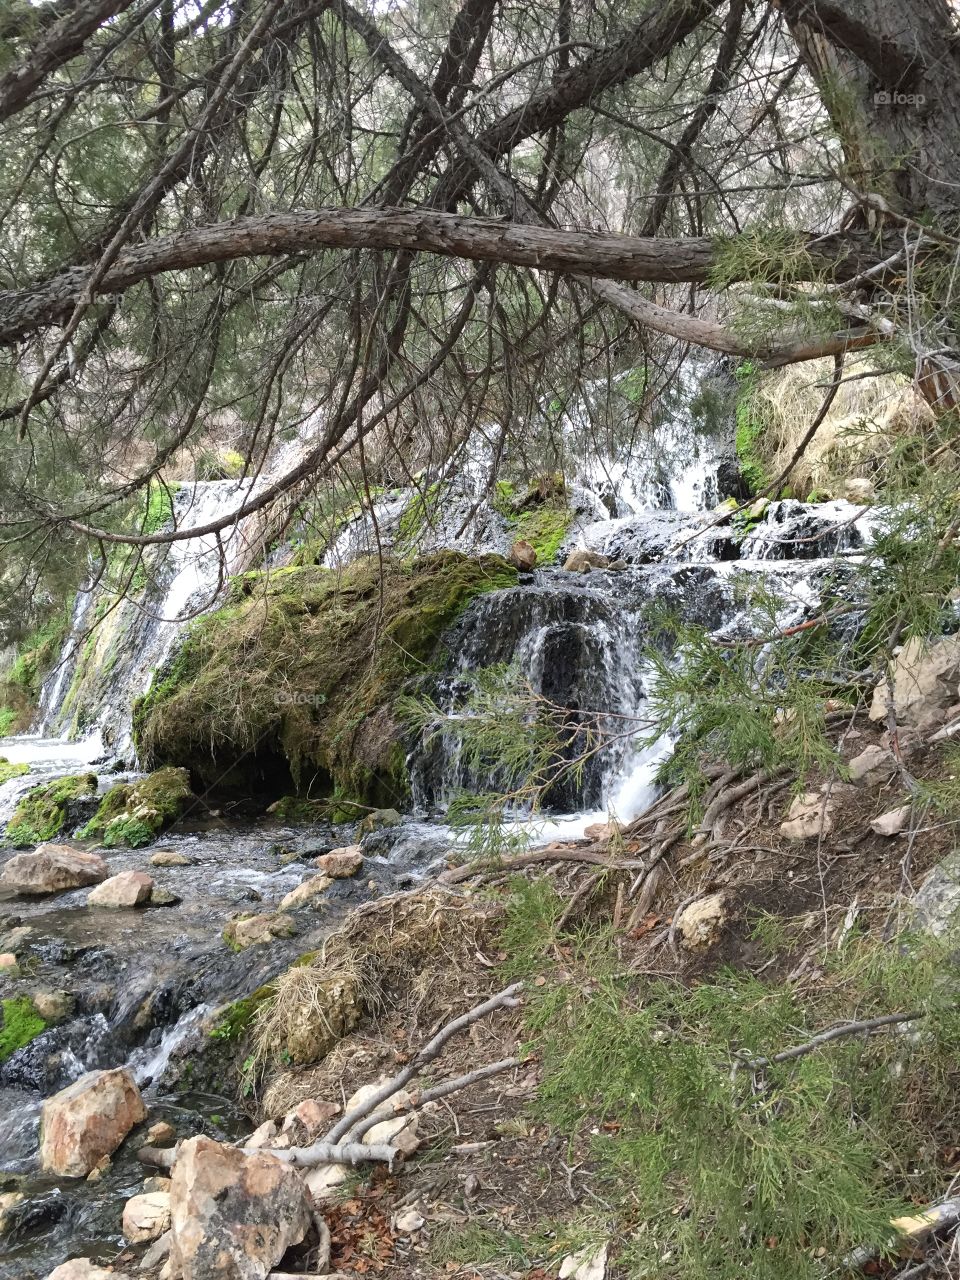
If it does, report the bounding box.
[257,1140,399,1170]
[735,1010,923,1072]
[440,848,645,884]
[846,1195,960,1270]
[691,769,787,846]
[325,983,523,1144]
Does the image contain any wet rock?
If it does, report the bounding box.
[0,923,33,951]
[150,850,193,867]
[0,844,107,895]
[562,548,610,573]
[871,805,911,837]
[144,1176,173,1193]
[0,952,20,977]
[509,539,537,571]
[150,886,181,907]
[676,894,726,948]
[0,1190,24,1234]
[40,1067,147,1177]
[123,1190,171,1243]
[140,1231,172,1270]
[780,791,835,841]
[33,989,75,1022]
[356,809,401,835]
[86,1154,112,1181]
[848,744,897,787]
[147,1120,177,1145]
[88,871,154,909]
[279,874,332,912]
[869,635,960,733]
[223,913,297,950]
[169,1135,313,1280]
[313,847,364,878]
[911,851,960,937]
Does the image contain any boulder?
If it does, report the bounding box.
[46,1262,126,1280]
[911,851,960,938]
[223,913,297,950]
[870,805,911,837]
[40,1067,147,1177]
[313,847,363,878]
[150,850,192,867]
[285,971,362,1064]
[848,744,897,787]
[779,791,834,841]
[169,1135,313,1280]
[675,893,726,948]
[1,844,107,896]
[279,874,332,912]
[869,635,960,733]
[509,539,537,571]
[123,1191,171,1243]
[33,989,75,1022]
[0,924,33,951]
[356,809,402,835]
[87,871,154,909]
[562,548,610,574]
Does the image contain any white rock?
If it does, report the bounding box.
[123,1191,171,1243]
[46,1262,129,1280]
[675,894,725,948]
[558,1243,608,1280]
[779,791,834,841]
[393,1207,425,1234]
[848,744,897,787]
[869,635,960,733]
[279,874,332,911]
[911,851,960,937]
[41,1068,147,1177]
[244,1119,279,1150]
[304,1162,350,1203]
[870,805,911,837]
[88,871,154,909]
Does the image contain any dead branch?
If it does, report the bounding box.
[440,848,645,885]
[256,1140,399,1170]
[736,1010,924,1072]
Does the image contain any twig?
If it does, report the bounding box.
[324,983,523,1144]
[735,1010,923,1072]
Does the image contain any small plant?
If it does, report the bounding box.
[0,997,47,1061]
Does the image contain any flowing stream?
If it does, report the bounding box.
[0,363,878,1276]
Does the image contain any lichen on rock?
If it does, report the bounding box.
[4,773,98,846]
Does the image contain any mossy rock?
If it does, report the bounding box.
[0,997,47,1062]
[5,773,97,846]
[133,552,517,802]
[0,758,29,787]
[78,766,193,847]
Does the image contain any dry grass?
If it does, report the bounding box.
[753,356,934,495]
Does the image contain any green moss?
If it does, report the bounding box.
[209,985,274,1040]
[5,773,97,846]
[78,766,192,847]
[0,758,29,786]
[134,552,517,802]
[513,501,573,564]
[733,361,769,496]
[0,997,47,1061]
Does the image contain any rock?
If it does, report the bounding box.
[169,1135,313,1280]
[244,1119,279,1151]
[123,1191,171,1243]
[746,496,770,520]
[279,874,332,912]
[356,809,401,835]
[46,1262,125,1280]
[150,886,181,907]
[779,791,835,841]
[143,1176,172,1193]
[393,1207,425,1235]
[88,871,154,909]
[140,1230,173,1271]
[150,850,192,867]
[583,821,621,841]
[870,805,911,837]
[285,971,362,1064]
[0,923,33,951]
[0,953,20,977]
[509,539,537,571]
[562,548,610,573]
[0,1190,24,1234]
[281,1098,341,1140]
[911,850,960,937]
[364,1111,419,1155]
[844,477,875,503]
[86,1154,111,1181]
[675,893,726,949]
[223,912,297,950]
[303,1162,350,1203]
[313,847,363,878]
[558,1243,608,1280]
[1,844,107,895]
[33,989,75,1022]
[40,1067,147,1177]
[146,1120,177,1145]
[869,635,960,733]
[848,744,897,787]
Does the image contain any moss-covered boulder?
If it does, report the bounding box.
[0,997,47,1062]
[5,773,97,846]
[0,758,29,787]
[78,766,193,847]
[133,552,517,803]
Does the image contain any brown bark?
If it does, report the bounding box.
[0,207,899,346]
